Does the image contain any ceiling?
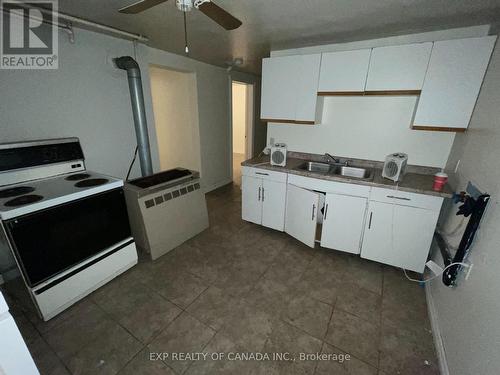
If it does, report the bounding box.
[58,0,500,74]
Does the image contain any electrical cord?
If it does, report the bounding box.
[403,262,471,283]
[125,146,138,181]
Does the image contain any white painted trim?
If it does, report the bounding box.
[425,283,450,375]
[245,83,255,159]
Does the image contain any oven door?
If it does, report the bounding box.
[5,188,131,287]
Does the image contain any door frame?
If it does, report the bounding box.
[228,74,256,183]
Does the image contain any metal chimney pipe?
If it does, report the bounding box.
[114,56,153,177]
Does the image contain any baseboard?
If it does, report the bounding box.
[204,178,232,193]
[425,283,450,375]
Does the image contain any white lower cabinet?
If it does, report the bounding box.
[241,175,263,225]
[285,184,319,247]
[321,193,367,254]
[243,168,443,273]
[241,169,287,231]
[360,200,440,273]
[261,179,287,230]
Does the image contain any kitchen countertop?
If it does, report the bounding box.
[242,155,453,198]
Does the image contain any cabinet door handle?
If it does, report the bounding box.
[256,172,269,176]
[258,187,261,201]
[311,204,316,221]
[387,195,411,201]
[324,203,329,220]
[262,187,265,202]
[368,212,373,229]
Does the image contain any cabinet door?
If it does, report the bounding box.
[295,54,322,122]
[261,179,287,231]
[413,36,496,130]
[261,54,320,123]
[318,49,371,93]
[321,193,367,254]
[361,201,439,273]
[285,184,319,248]
[261,55,299,121]
[241,175,262,225]
[365,42,432,91]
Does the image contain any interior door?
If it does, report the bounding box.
[361,201,438,272]
[242,175,262,225]
[285,184,319,248]
[321,193,367,254]
[261,179,287,231]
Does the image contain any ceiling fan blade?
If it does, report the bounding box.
[198,1,242,30]
[119,0,168,14]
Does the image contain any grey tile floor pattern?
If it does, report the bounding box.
[1,183,439,375]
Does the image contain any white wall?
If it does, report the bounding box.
[267,26,492,168]
[268,96,455,167]
[0,27,144,179]
[0,26,262,191]
[138,44,234,190]
[149,66,201,172]
[232,82,247,154]
[428,42,500,375]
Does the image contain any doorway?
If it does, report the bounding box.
[149,65,201,173]
[231,80,254,186]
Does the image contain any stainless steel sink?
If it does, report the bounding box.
[297,161,373,180]
[333,166,373,179]
[299,161,332,173]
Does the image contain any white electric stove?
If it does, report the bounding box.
[0,138,137,321]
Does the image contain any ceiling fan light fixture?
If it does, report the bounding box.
[176,0,193,12]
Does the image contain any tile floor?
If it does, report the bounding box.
[1,183,439,375]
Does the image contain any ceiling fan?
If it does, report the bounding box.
[119,0,241,54]
[119,0,242,30]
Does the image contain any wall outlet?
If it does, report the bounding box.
[269,137,275,146]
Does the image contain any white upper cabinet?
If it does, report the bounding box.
[365,42,433,91]
[296,54,322,122]
[318,49,371,93]
[413,36,496,130]
[261,54,321,124]
[261,56,298,122]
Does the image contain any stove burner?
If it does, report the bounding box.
[4,194,43,207]
[0,186,35,198]
[65,173,91,181]
[75,178,109,188]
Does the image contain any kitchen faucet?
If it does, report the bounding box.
[325,153,350,166]
[324,153,340,164]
